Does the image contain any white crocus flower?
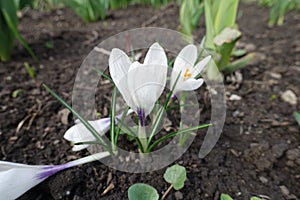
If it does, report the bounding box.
[109,42,168,126]
[64,109,133,151]
[0,152,110,200]
[170,44,211,95]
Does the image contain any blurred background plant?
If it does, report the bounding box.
[203,0,254,73]
[179,0,256,74]
[179,0,204,36]
[1,0,299,63]
[294,111,300,127]
[244,0,300,26]
[0,0,35,61]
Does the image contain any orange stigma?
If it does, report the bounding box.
[183,68,192,80]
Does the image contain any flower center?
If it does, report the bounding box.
[183,68,192,80]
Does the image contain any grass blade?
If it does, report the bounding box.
[110,86,117,153]
[42,84,110,151]
[93,68,114,84]
[148,72,182,145]
[147,123,211,152]
[115,106,130,144]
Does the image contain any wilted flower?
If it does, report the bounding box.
[109,42,168,126]
[0,152,110,199]
[170,44,211,94]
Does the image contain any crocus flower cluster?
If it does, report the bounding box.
[0,42,211,199]
[108,42,211,125]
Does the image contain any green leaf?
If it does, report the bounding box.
[222,52,256,73]
[231,49,247,57]
[119,125,138,137]
[42,84,109,151]
[12,89,23,98]
[214,0,239,33]
[179,0,204,36]
[163,164,187,190]
[294,112,300,126]
[24,62,35,79]
[0,0,17,61]
[2,6,36,60]
[204,0,216,50]
[148,123,211,152]
[128,183,159,200]
[62,0,108,22]
[110,86,117,153]
[220,194,233,200]
[250,197,262,200]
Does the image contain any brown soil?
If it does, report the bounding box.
[0,2,299,200]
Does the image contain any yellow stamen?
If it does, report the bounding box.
[183,68,192,80]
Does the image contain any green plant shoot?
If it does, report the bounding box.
[179,0,204,37]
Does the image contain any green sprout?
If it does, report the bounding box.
[128,164,187,200]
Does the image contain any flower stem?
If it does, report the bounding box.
[138,123,147,152]
[66,152,110,168]
[38,152,110,179]
[161,184,173,200]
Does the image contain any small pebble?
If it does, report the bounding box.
[259,176,268,184]
[280,185,290,198]
[272,143,288,158]
[269,72,282,79]
[281,90,297,105]
[175,191,183,200]
[229,94,242,101]
[286,148,300,160]
[245,43,256,52]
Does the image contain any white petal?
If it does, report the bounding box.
[64,118,110,151]
[109,48,134,108]
[0,152,111,200]
[144,42,168,67]
[170,44,197,89]
[72,145,89,151]
[0,162,45,200]
[128,62,167,116]
[176,78,204,91]
[192,55,212,77]
[64,109,133,151]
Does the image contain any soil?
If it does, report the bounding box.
[0,2,300,200]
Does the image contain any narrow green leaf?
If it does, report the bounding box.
[115,106,130,143]
[0,0,17,61]
[294,112,300,126]
[2,9,37,60]
[110,86,117,153]
[93,68,114,84]
[148,123,211,152]
[42,84,109,150]
[163,164,186,190]
[148,72,182,146]
[24,62,35,79]
[128,183,159,200]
